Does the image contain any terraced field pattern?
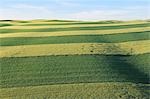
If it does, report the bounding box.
[0,20,150,99]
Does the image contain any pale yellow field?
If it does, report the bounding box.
[1,82,149,99]
[0,27,149,38]
[0,40,149,58]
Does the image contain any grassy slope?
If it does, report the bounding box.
[1,54,149,88]
[0,20,150,98]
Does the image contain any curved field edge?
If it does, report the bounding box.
[0,83,149,99]
[0,40,149,58]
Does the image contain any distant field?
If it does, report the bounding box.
[0,20,150,99]
[0,23,149,33]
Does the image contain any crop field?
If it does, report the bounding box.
[0,20,150,99]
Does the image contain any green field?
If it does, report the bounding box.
[0,20,150,99]
[0,31,149,46]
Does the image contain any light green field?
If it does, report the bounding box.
[0,20,150,99]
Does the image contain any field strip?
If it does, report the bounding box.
[1,82,149,99]
[1,53,149,88]
[12,20,150,26]
[0,23,149,34]
[0,20,148,28]
[0,21,80,27]
[0,21,149,29]
[0,27,149,38]
[0,40,149,57]
[20,20,147,24]
[0,31,148,46]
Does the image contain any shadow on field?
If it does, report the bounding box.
[97,41,150,84]
[103,54,149,84]
[91,33,150,84]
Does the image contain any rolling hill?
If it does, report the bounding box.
[0,20,150,99]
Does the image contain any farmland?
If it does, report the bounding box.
[0,20,150,99]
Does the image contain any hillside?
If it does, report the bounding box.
[0,20,150,99]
